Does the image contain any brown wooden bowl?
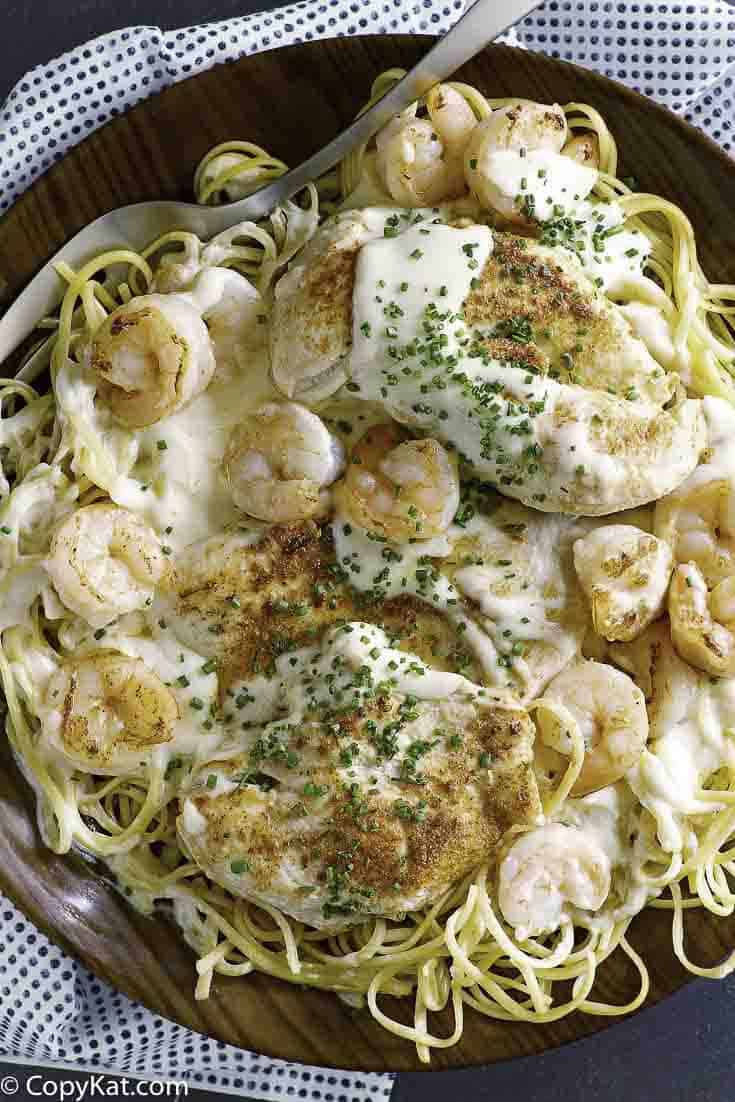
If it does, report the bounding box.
[1,36,734,1073]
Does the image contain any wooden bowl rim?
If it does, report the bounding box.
[1,35,734,1072]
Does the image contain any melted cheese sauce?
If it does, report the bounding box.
[351,304,628,514]
[29,609,222,775]
[473,148,597,222]
[630,674,735,853]
[547,198,650,294]
[111,352,273,550]
[451,506,588,698]
[619,302,677,368]
[351,220,494,385]
[684,396,735,487]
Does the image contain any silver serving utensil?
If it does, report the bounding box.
[0,0,541,377]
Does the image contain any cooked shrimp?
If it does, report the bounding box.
[655,477,735,587]
[223,401,345,522]
[334,422,459,541]
[535,657,649,796]
[498,822,611,938]
[88,293,216,429]
[668,562,735,677]
[464,102,597,225]
[607,619,699,743]
[375,85,476,206]
[561,132,600,168]
[573,524,673,642]
[45,503,168,629]
[478,101,568,154]
[41,651,178,773]
[188,268,264,379]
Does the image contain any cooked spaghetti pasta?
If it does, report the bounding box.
[3,70,735,1062]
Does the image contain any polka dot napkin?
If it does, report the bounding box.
[0,0,734,1096]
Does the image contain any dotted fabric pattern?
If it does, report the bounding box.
[518,0,735,123]
[0,0,734,1095]
[0,889,396,1096]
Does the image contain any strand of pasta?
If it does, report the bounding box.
[193,141,288,206]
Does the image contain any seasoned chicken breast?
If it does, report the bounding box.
[164,522,484,687]
[166,501,592,706]
[177,621,541,930]
[270,211,705,516]
[466,234,674,407]
[270,210,381,402]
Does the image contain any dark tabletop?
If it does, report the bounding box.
[1,1,734,1098]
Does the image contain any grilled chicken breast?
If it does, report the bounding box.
[164,522,484,686]
[163,521,546,929]
[270,210,705,516]
[177,621,541,930]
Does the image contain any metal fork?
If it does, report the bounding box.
[0,0,541,378]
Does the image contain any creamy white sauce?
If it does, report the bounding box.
[332,501,587,701]
[682,396,735,488]
[332,514,454,600]
[275,621,482,718]
[350,151,645,295]
[332,511,510,687]
[54,267,275,552]
[107,333,273,549]
[471,148,597,223]
[181,798,208,836]
[0,395,55,497]
[55,359,139,492]
[0,464,79,629]
[30,608,223,773]
[351,220,493,388]
[348,220,699,516]
[451,508,588,699]
[0,563,51,632]
[551,198,650,293]
[4,624,59,712]
[99,615,223,759]
[619,302,677,369]
[629,672,735,853]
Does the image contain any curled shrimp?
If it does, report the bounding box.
[561,132,600,168]
[655,477,735,587]
[42,650,178,773]
[334,422,459,541]
[573,524,673,642]
[45,503,168,629]
[668,562,735,677]
[375,84,477,206]
[88,293,216,428]
[463,101,597,225]
[223,401,345,523]
[535,656,649,796]
[497,822,611,938]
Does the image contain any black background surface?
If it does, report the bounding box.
[0,1,734,1097]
